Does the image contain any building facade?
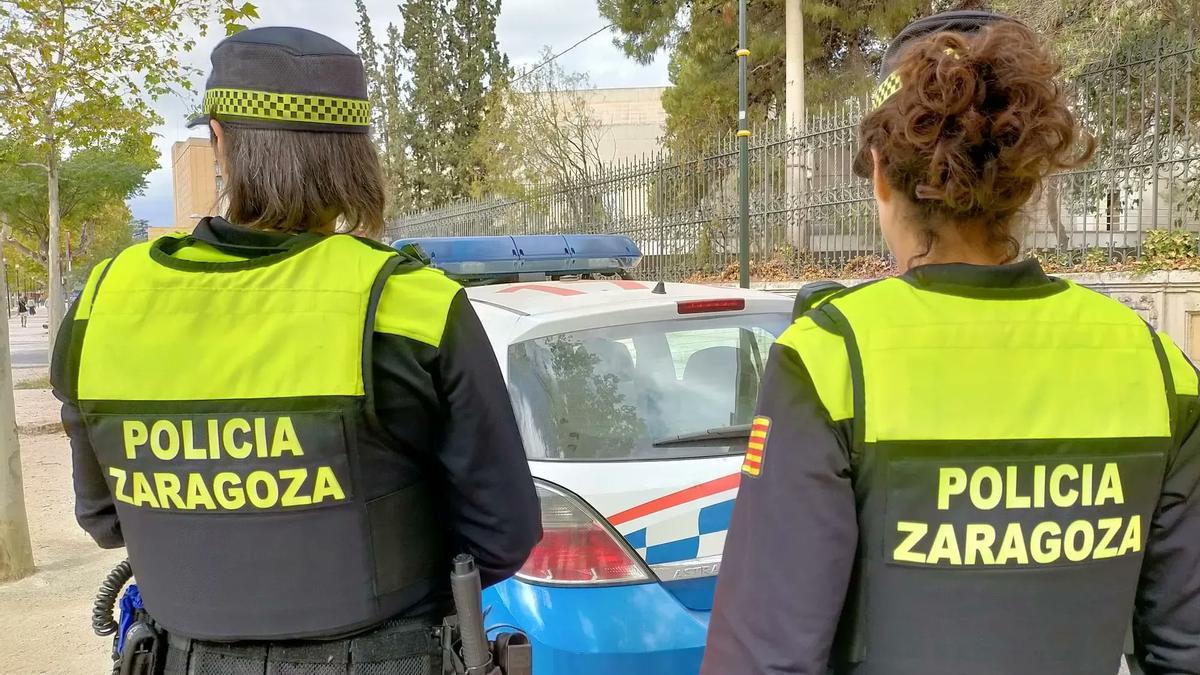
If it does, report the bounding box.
[171,137,223,230]
[575,87,667,164]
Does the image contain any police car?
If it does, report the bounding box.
[394,234,794,675]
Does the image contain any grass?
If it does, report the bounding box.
[13,374,51,390]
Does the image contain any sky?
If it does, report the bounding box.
[128,0,670,226]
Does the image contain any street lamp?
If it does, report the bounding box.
[737,0,751,289]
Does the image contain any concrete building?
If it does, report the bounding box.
[575,87,668,164]
[171,137,222,229]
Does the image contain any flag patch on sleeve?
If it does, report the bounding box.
[742,416,771,477]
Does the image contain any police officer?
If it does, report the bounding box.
[50,27,541,673]
[703,11,1200,675]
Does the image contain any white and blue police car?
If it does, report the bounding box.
[394,235,794,675]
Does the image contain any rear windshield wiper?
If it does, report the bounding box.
[652,424,752,448]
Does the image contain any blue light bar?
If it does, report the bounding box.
[391,235,642,282]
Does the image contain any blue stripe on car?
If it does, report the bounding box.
[625,528,647,550]
[646,538,700,564]
[698,499,735,535]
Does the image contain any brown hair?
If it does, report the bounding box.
[853,21,1095,262]
[218,125,386,238]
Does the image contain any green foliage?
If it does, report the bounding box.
[995,0,1198,66]
[521,335,646,459]
[0,132,156,266]
[13,375,52,391]
[1028,233,1200,275]
[0,1,259,149]
[605,0,1197,153]
[601,0,936,150]
[358,0,508,212]
[470,48,607,199]
[1138,229,1199,271]
[0,0,257,339]
[62,202,137,291]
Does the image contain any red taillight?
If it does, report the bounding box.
[518,482,650,585]
[676,298,746,314]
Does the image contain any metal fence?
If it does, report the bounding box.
[388,38,1200,281]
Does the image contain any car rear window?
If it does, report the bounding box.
[507,313,790,460]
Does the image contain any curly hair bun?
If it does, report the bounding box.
[855,21,1095,259]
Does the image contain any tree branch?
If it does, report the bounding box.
[2,63,23,95]
[3,235,45,264]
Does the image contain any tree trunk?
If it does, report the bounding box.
[0,218,35,582]
[47,155,64,356]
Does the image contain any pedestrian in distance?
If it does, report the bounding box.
[50,26,541,675]
[702,10,1200,675]
[17,296,27,327]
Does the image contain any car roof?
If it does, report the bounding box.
[466,279,789,319]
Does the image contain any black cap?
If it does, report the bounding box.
[869,10,1024,109]
[855,10,1025,177]
[187,27,370,134]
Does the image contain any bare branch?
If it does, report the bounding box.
[2,63,22,95]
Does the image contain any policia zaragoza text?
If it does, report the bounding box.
[893,462,1142,566]
[109,416,345,511]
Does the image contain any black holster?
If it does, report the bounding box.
[113,614,163,675]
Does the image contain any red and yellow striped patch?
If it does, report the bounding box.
[742,416,771,477]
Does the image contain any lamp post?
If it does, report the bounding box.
[736,0,751,289]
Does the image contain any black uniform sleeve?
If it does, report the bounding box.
[50,300,124,549]
[431,292,542,587]
[701,344,857,675]
[1134,385,1200,674]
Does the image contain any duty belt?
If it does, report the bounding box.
[161,618,442,675]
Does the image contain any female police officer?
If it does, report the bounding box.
[703,10,1200,675]
[51,27,540,674]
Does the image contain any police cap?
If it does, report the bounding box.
[870,10,1026,111]
[187,27,370,134]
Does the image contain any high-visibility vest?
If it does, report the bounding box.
[779,273,1195,675]
[62,233,460,641]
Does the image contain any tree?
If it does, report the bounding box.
[64,202,137,291]
[0,216,32,583]
[0,0,259,353]
[600,0,948,150]
[356,0,409,216]
[996,0,1198,62]
[0,132,156,275]
[472,49,608,196]
[397,0,456,209]
[0,2,254,580]
[447,0,509,190]
[357,0,509,212]
[990,0,1200,239]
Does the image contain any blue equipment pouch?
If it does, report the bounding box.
[116,584,163,675]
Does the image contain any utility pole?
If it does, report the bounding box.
[736,0,751,289]
[0,218,35,583]
[785,0,807,251]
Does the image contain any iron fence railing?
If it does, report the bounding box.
[388,38,1200,281]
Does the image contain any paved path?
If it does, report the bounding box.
[8,313,50,372]
[0,384,119,673]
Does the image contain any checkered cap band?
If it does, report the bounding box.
[203,88,370,128]
[871,71,903,110]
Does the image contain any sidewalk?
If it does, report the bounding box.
[8,312,51,384]
[0,333,119,674]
